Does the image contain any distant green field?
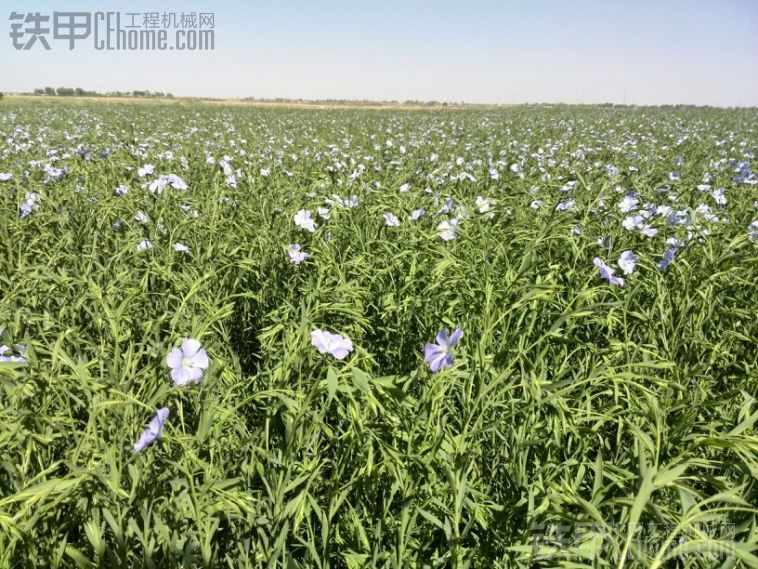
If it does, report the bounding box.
[1,102,756,567]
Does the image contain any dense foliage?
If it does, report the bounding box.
[1,101,756,567]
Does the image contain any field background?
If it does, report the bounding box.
[0,99,756,567]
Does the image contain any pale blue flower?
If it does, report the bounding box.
[43,164,66,182]
[325,194,358,208]
[136,239,152,252]
[657,248,677,271]
[137,164,154,178]
[555,198,575,212]
[695,204,720,222]
[618,250,638,275]
[408,208,425,221]
[437,219,459,241]
[711,188,726,206]
[294,209,317,233]
[20,192,40,218]
[618,194,639,213]
[143,174,187,194]
[748,221,758,242]
[666,209,692,228]
[437,197,453,215]
[288,243,310,264]
[560,180,578,192]
[133,407,169,452]
[166,174,188,190]
[622,215,657,237]
[593,257,625,287]
[166,338,209,385]
[384,213,400,227]
[476,196,492,213]
[310,329,353,360]
[424,328,463,372]
[146,177,168,194]
[622,215,644,231]
[0,343,26,365]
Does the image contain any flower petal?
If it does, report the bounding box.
[133,407,169,452]
[435,329,449,347]
[424,343,442,363]
[187,366,205,383]
[171,366,192,386]
[429,352,452,372]
[448,329,463,346]
[181,338,202,358]
[191,348,209,369]
[165,347,183,369]
[331,346,351,360]
[310,330,329,353]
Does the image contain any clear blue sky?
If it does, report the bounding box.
[1,0,756,105]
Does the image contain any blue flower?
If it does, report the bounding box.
[311,329,353,360]
[618,250,638,275]
[294,209,317,232]
[437,219,459,241]
[618,194,639,213]
[135,239,152,252]
[408,208,425,221]
[20,192,40,218]
[166,339,210,385]
[593,257,625,287]
[288,243,311,264]
[383,213,400,227]
[555,198,575,211]
[657,248,677,271]
[133,407,169,452]
[749,221,758,242]
[424,328,463,372]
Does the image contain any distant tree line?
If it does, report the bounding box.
[31,87,174,98]
[18,90,748,110]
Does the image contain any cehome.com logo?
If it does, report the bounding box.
[9,11,215,51]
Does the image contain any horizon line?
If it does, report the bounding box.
[4,92,758,111]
